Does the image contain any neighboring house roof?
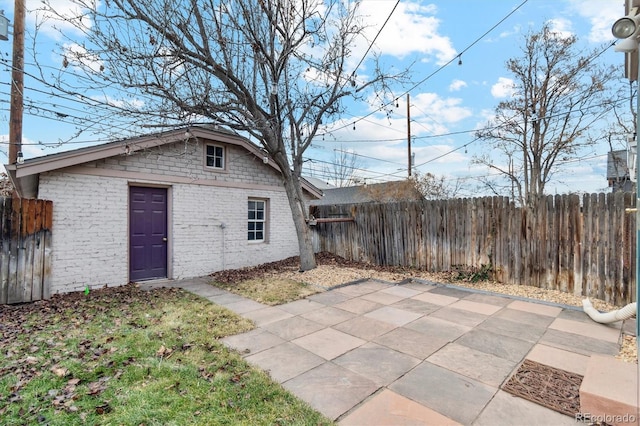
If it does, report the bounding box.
[607,150,629,180]
[303,176,336,191]
[5,125,322,199]
[310,180,423,206]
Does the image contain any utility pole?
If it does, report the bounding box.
[8,0,25,165]
[406,93,412,177]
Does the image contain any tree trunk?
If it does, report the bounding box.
[281,171,317,271]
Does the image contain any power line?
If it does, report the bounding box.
[326,0,530,135]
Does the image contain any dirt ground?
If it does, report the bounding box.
[210,252,638,363]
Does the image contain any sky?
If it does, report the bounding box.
[0,0,631,197]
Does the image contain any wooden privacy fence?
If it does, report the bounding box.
[310,192,636,306]
[1,197,53,304]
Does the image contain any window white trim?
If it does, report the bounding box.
[205,144,225,170]
[248,198,267,242]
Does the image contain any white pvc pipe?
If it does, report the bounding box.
[582,298,637,324]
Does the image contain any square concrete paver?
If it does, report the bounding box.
[427,342,516,387]
[244,342,325,382]
[333,342,421,386]
[223,299,267,314]
[292,327,366,360]
[456,329,534,363]
[242,306,294,326]
[283,362,378,420]
[364,306,422,327]
[462,292,513,306]
[548,318,621,343]
[220,328,285,356]
[525,343,591,376]
[476,316,548,343]
[449,299,503,316]
[333,298,382,315]
[307,291,354,306]
[404,316,471,342]
[278,299,325,315]
[339,389,462,425]
[412,292,459,306]
[428,306,488,328]
[539,329,620,356]
[428,286,473,299]
[390,298,442,315]
[361,291,406,305]
[556,308,595,323]
[333,316,397,341]
[380,285,422,299]
[389,361,497,425]
[473,390,577,425]
[374,327,449,359]
[207,292,248,306]
[334,284,378,298]
[301,306,356,326]
[507,299,563,317]
[263,316,326,340]
[401,281,437,292]
[492,307,557,327]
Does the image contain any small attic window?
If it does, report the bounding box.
[205,144,225,169]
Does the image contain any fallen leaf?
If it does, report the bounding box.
[51,366,69,377]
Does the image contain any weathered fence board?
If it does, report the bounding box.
[0,196,52,304]
[310,192,636,306]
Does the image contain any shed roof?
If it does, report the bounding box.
[310,180,423,206]
[5,125,322,199]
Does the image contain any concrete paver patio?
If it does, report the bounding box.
[143,276,628,425]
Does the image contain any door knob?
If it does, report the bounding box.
[162,237,168,242]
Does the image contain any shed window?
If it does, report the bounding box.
[248,199,266,241]
[206,145,225,169]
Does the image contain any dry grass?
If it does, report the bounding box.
[212,276,321,305]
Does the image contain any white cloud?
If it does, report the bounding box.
[0,134,46,160]
[449,79,467,92]
[411,92,472,124]
[566,0,621,43]
[356,1,457,65]
[491,77,516,98]
[28,0,97,40]
[547,18,574,39]
[63,42,103,73]
[90,94,145,110]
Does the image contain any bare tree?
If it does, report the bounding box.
[39,0,406,270]
[362,171,456,202]
[474,23,619,208]
[410,171,457,200]
[323,147,362,187]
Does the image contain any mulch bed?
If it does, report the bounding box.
[208,252,409,284]
[502,359,583,417]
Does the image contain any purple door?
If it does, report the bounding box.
[129,186,168,281]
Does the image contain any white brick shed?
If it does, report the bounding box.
[5,126,320,295]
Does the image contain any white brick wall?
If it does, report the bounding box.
[37,150,301,294]
[92,140,284,186]
[38,173,129,294]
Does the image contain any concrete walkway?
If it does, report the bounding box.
[141,277,629,425]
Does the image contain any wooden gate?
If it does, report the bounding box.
[0,196,53,304]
